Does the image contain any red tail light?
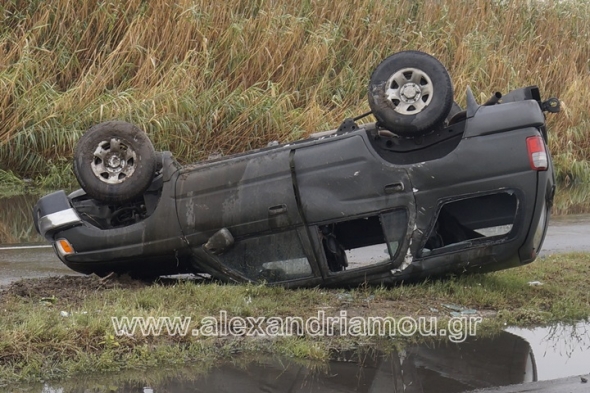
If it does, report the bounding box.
[526,136,548,171]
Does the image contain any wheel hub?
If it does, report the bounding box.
[400,83,421,103]
[91,138,137,185]
[107,155,123,169]
[385,67,434,115]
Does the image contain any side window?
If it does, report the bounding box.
[422,192,518,256]
[219,230,313,283]
[320,209,407,273]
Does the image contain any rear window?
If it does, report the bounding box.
[422,192,518,256]
[319,209,408,273]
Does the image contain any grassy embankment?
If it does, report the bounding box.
[1,252,590,386]
[1,0,589,188]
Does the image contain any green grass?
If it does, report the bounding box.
[0,170,24,189]
[1,252,589,386]
[0,0,589,186]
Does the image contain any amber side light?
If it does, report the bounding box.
[56,239,75,255]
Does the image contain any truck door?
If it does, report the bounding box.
[293,135,415,283]
[175,149,321,286]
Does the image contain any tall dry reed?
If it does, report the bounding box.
[0,0,588,183]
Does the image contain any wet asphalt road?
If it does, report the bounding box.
[0,215,588,287]
[0,245,75,287]
[540,214,590,254]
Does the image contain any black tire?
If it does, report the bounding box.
[368,51,454,137]
[73,121,156,204]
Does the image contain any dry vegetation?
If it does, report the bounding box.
[0,0,589,185]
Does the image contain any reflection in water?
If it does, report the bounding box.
[23,331,537,393]
[507,322,590,381]
[552,183,590,216]
[0,193,43,244]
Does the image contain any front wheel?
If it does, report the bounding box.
[73,121,156,204]
[368,51,454,137]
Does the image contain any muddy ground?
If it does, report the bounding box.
[0,274,151,307]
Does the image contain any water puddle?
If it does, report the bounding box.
[8,321,590,393]
[507,322,590,382]
[552,183,590,216]
[0,193,44,244]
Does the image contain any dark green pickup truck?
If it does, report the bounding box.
[33,51,559,287]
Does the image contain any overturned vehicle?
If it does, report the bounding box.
[34,51,560,287]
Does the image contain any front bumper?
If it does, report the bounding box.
[34,190,83,240]
[32,182,192,277]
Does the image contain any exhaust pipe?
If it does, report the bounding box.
[483,91,502,106]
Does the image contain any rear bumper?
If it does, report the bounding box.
[518,165,555,263]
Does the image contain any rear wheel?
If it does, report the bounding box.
[368,51,454,137]
[73,121,156,204]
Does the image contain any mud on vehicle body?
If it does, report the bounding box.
[33,51,560,287]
